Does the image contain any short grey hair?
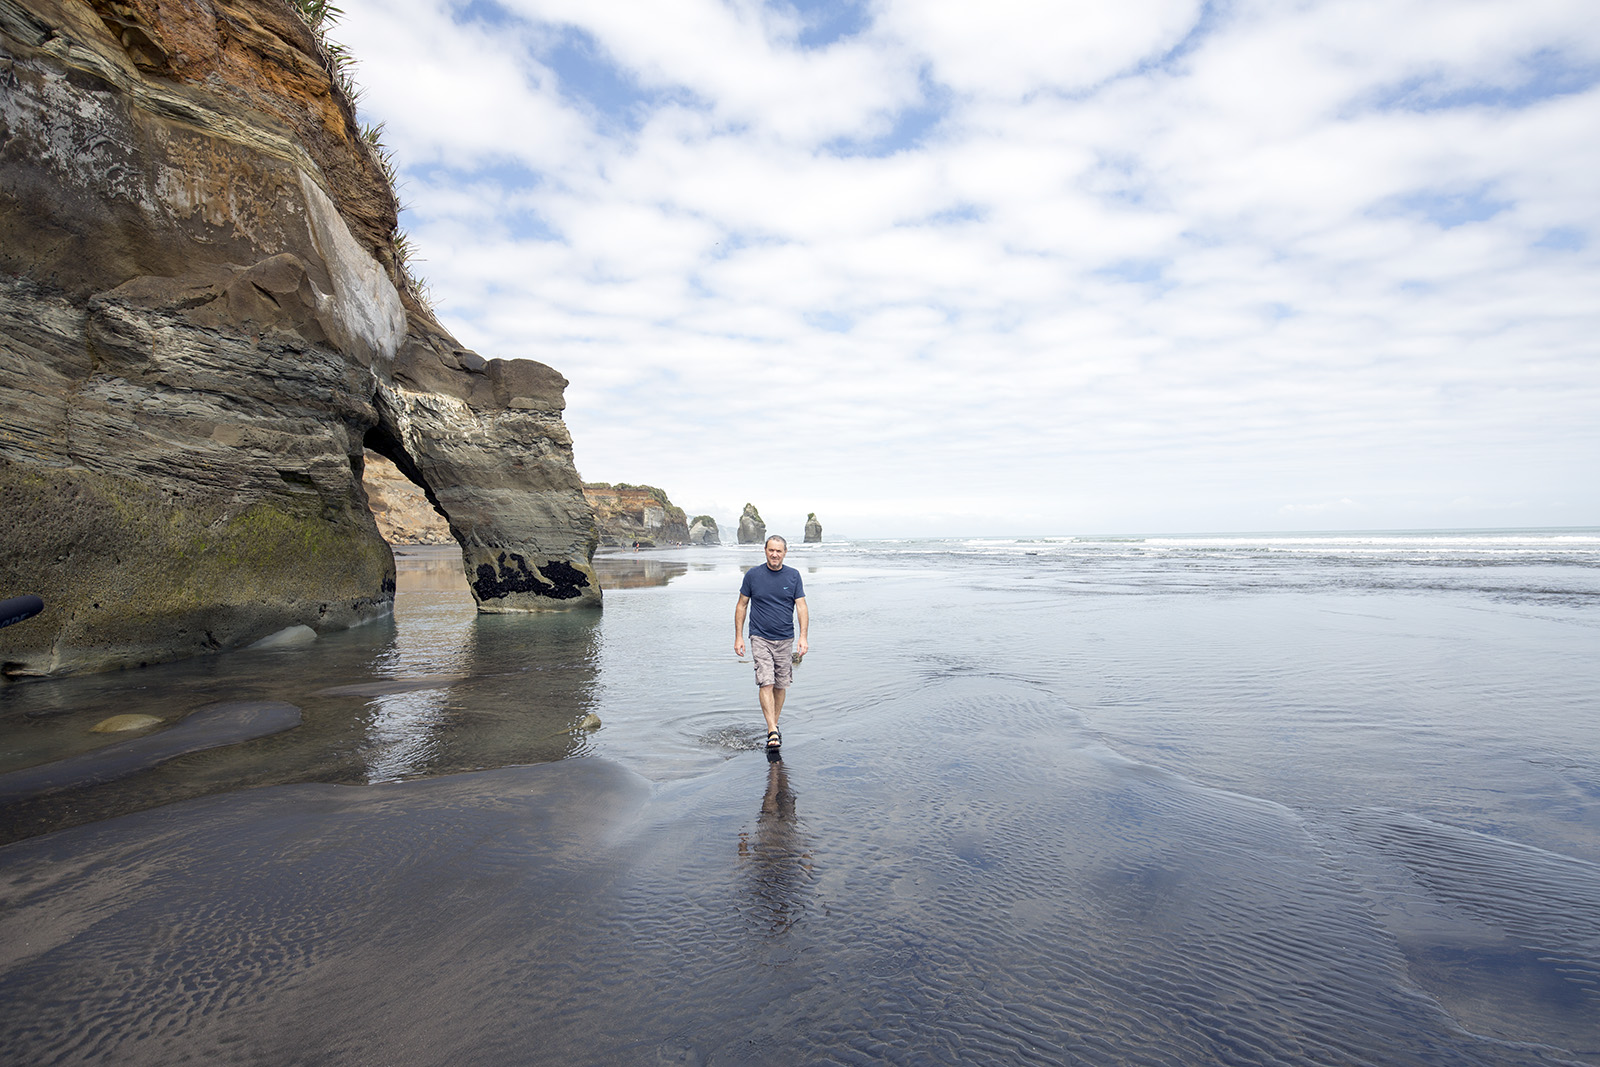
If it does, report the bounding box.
[765,534,787,549]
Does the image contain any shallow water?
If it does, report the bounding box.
[1,531,1598,1064]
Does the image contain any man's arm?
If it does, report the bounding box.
[795,596,808,656]
[734,594,749,657]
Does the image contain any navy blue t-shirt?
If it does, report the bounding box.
[740,564,805,640]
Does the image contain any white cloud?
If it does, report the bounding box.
[877,0,1204,98]
[336,0,1600,536]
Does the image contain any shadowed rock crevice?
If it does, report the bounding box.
[363,420,446,518]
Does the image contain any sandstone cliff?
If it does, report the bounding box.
[0,0,599,679]
[582,483,689,546]
[804,513,822,543]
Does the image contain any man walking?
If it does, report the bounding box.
[734,535,809,751]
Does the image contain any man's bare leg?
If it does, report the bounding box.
[759,685,788,737]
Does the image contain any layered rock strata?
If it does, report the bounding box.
[379,329,596,607]
[0,0,598,678]
[804,513,822,543]
[737,503,767,545]
[582,483,689,547]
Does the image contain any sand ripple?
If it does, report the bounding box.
[0,681,1593,1065]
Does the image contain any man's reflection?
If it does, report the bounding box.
[737,753,813,935]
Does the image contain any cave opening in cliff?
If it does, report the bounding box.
[361,424,454,545]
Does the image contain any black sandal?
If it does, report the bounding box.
[766,729,781,750]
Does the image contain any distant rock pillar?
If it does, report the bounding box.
[689,516,720,544]
[737,503,767,544]
[804,513,822,543]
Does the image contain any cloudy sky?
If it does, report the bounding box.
[335,0,1598,538]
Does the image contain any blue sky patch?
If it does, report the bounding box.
[917,204,986,227]
[782,0,872,50]
[1138,0,1228,77]
[410,159,544,190]
[1534,227,1586,252]
[824,77,950,158]
[1382,186,1513,229]
[1085,153,1158,208]
[1367,49,1600,113]
[1096,259,1167,286]
[805,310,853,333]
[541,26,675,130]
[448,2,685,130]
[502,209,561,243]
[451,0,517,30]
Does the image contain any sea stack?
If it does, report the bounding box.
[689,516,721,544]
[737,504,767,544]
[804,513,822,543]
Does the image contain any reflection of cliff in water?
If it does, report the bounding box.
[0,557,602,844]
[356,607,603,784]
[393,545,472,592]
[592,555,691,589]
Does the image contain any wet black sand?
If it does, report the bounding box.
[0,701,301,802]
[3,675,1597,1065]
[1,538,1597,1064]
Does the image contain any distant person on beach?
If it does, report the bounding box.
[734,535,809,751]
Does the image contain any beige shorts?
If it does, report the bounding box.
[750,634,793,689]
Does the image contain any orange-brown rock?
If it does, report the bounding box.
[85,0,398,259]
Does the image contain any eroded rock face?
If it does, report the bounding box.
[377,324,598,609]
[737,503,767,545]
[804,513,822,543]
[582,483,690,547]
[688,515,720,545]
[0,0,598,678]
